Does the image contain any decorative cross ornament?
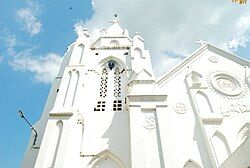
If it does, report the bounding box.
[196,39,207,46]
[109,14,122,24]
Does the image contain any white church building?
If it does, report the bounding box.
[22,20,250,168]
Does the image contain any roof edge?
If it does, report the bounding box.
[156,43,250,85]
[156,44,208,85]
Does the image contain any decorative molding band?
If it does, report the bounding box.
[202,117,223,124]
[49,108,76,116]
[49,111,73,116]
[127,94,167,102]
[91,46,130,50]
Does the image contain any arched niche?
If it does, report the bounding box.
[72,71,80,106]
[87,150,127,168]
[134,47,143,59]
[237,123,250,145]
[195,91,214,115]
[63,70,80,107]
[110,40,119,47]
[48,120,63,167]
[63,71,72,106]
[78,44,85,64]
[186,71,203,88]
[183,159,202,168]
[211,131,231,165]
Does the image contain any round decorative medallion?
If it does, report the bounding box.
[143,116,157,129]
[207,71,248,99]
[174,103,187,114]
[211,73,242,96]
[208,56,218,63]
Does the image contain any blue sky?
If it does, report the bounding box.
[0,0,92,167]
[0,0,249,167]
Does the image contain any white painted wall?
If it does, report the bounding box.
[22,22,250,168]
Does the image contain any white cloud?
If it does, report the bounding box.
[5,34,17,48]
[77,0,250,75]
[0,55,3,62]
[74,20,85,36]
[156,56,183,76]
[0,29,18,48]
[237,14,250,34]
[222,35,249,51]
[9,50,62,84]
[16,0,42,36]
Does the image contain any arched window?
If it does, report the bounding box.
[63,71,72,106]
[87,150,127,168]
[79,44,85,64]
[211,131,231,165]
[94,60,126,112]
[132,48,144,72]
[48,120,63,167]
[63,70,80,107]
[195,91,214,115]
[114,67,122,98]
[100,68,108,98]
[237,123,250,145]
[72,71,80,106]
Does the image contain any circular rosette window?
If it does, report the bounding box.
[210,73,243,96]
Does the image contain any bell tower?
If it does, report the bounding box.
[22,15,250,168]
[22,16,162,168]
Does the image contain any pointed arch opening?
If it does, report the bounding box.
[72,71,80,106]
[195,91,214,115]
[63,71,72,106]
[79,44,85,64]
[134,47,143,59]
[211,131,231,165]
[237,123,250,146]
[48,120,63,167]
[183,159,202,168]
[94,58,127,112]
[63,70,80,107]
[87,150,127,168]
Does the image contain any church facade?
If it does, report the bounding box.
[22,21,250,168]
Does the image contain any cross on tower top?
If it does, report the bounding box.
[109,14,122,24]
[196,39,207,46]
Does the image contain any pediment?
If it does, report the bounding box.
[157,43,250,86]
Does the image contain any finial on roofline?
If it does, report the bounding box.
[109,14,122,24]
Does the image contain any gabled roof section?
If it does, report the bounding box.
[136,69,155,81]
[91,23,132,50]
[106,23,124,36]
[157,43,250,85]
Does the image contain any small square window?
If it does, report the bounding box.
[94,101,106,111]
